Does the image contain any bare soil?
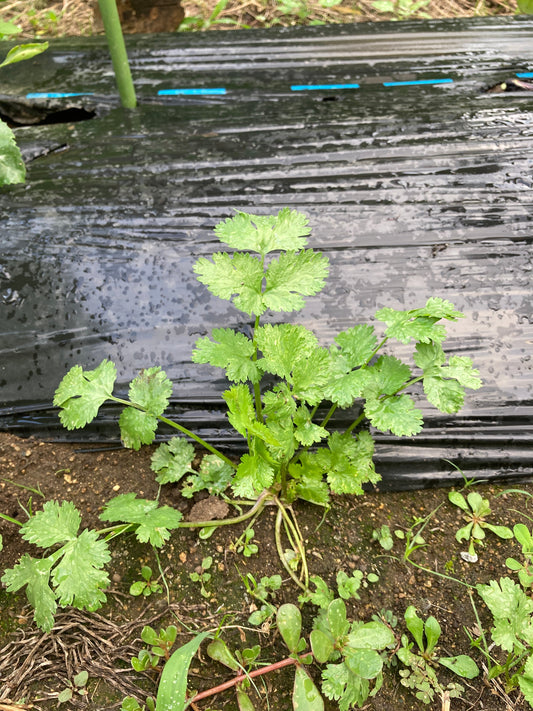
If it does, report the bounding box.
[0,430,531,710]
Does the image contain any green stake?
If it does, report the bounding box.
[97,0,137,109]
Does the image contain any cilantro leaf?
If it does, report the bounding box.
[255,324,318,380]
[192,328,260,383]
[263,250,329,313]
[119,407,158,450]
[423,376,465,413]
[365,394,423,436]
[477,577,533,653]
[2,555,57,632]
[21,500,80,548]
[315,431,378,495]
[413,341,446,372]
[334,325,378,368]
[365,355,412,396]
[413,297,464,321]
[291,454,330,506]
[193,252,264,315]
[53,529,110,610]
[128,367,173,416]
[54,360,116,429]
[255,324,331,404]
[181,455,234,498]
[375,308,447,345]
[151,438,195,485]
[447,356,482,389]
[214,208,311,256]
[222,384,255,437]
[294,406,329,446]
[323,355,369,408]
[100,494,183,548]
[232,453,274,498]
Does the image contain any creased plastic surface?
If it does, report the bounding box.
[1,18,532,488]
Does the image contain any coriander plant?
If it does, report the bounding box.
[51,208,481,592]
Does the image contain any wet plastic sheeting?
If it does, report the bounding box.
[1,18,532,488]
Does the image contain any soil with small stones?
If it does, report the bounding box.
[0,430,530,710]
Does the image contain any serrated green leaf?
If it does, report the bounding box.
[317,431,378,495]
[119,407,158,450]
[151,438,195,485]
[323,360,369,408]
[263,249,329,313]
[375,307,447,344]
[293,665,324,710]
[100,494,183,548]
[446,356,482,389]
[293,406,328,446]
[334,325,378,368]
[413,341,446,372]
[337,570,363,601]
[365,394,423,436]
[414,297,464,321]
[366,355,411,396]
[291,455,330,507]
[291,347,332,405]
[519,654,533,704]
[303,575,334,609]
[0,118,25,185]
[477,577,533,652]
[439,655,479,679]
[52,529,110,610]
[192,328,260,383]
[231,453,274,498]
[222,384,255,437]
[54,360,117,430]
[1,555,56,632]
[128,367,173,415]
[423,376,465,413]
[214,208,311,256]
[181,455,234,498]
[21,500,81,547]
[193,252,264,315]
[255,323,318,380]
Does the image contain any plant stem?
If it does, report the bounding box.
[344,411,365,435]
[186,656,298,706]
[274,503,308,591]
[252,314,263,421]
[109,395,237,470]
[178,490,271,530]
[97,0,136,108]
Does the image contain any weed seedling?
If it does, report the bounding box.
[129,565,163,597]
[398,606,479,705]
[449,490,513,561]
[372,524,394,551]
[189,556,213,598]
[131,625,178,672]
[506,523,533,588]
[57,671,89,704]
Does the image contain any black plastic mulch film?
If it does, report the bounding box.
[0,17,532,489]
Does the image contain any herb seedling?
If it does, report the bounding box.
[449,490,513,561]
[57,671,89,704]
[129,565,163,597]
[242,572,282,625]
[372,524,394,551]
[398,606,479,705]
[189,556,213,598]
[231,525,259,557]
[131,625,178,672]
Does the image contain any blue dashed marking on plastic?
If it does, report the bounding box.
[516,72,533,78]
[158,88,227,95]
[26,92,94,99]
[291,83,360,91]
[382,79,454,87]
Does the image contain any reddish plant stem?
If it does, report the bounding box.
[188,656,298,704]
